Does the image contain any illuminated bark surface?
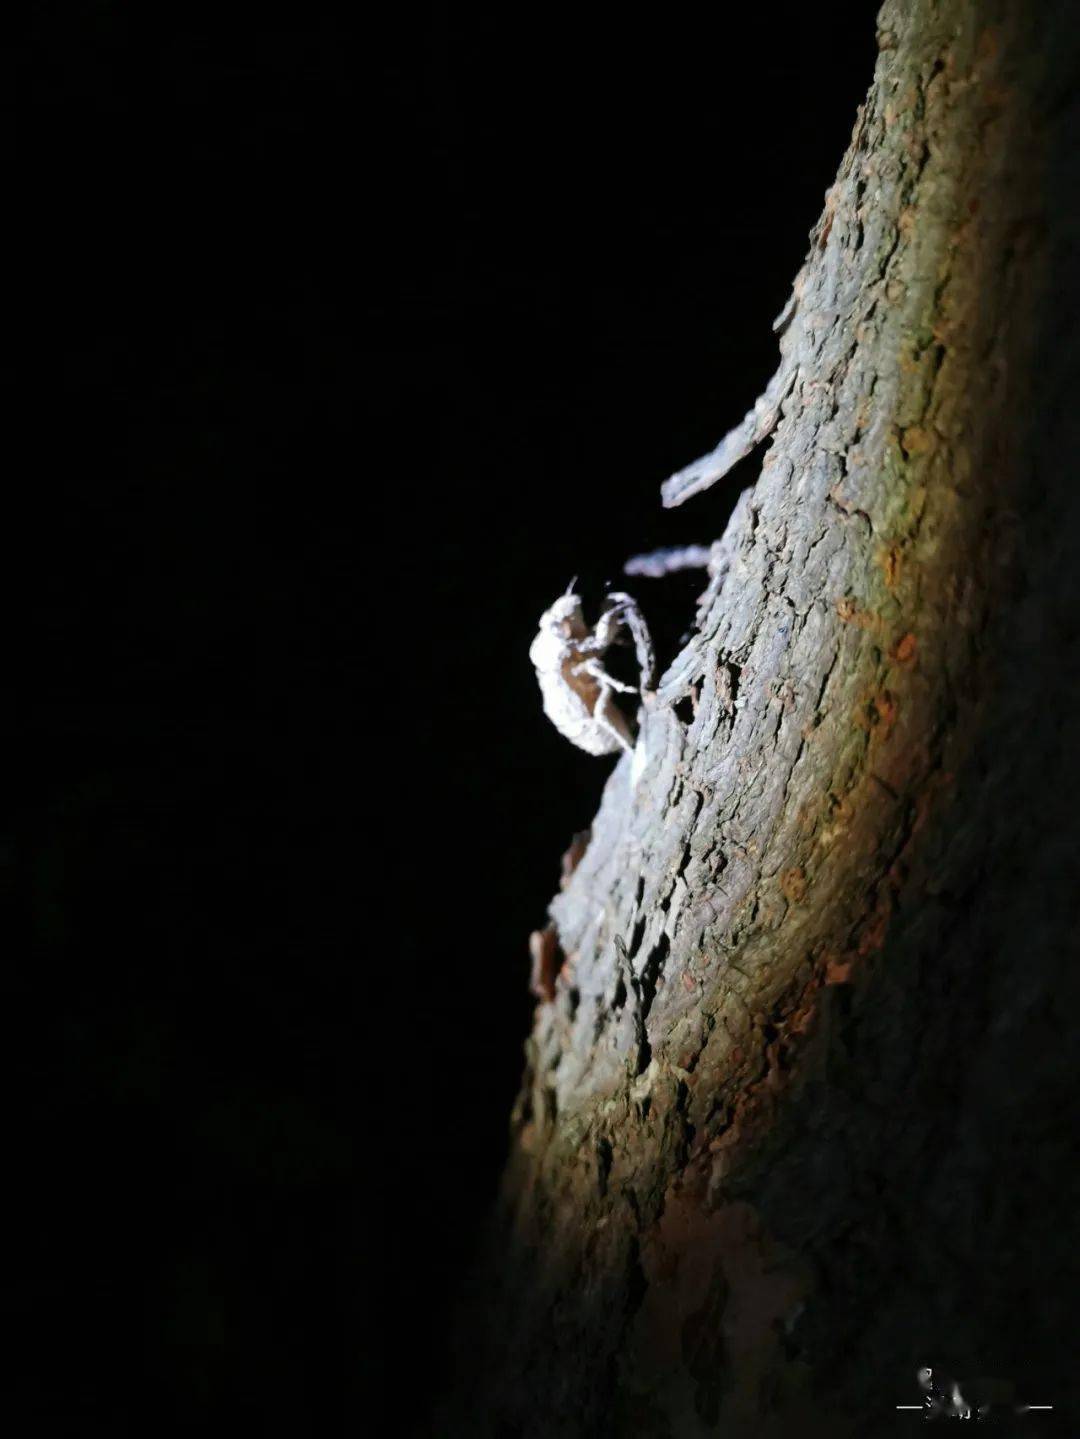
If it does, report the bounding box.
[442,2,1079,1433]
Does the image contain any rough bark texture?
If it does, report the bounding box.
[443,3,1080,1433]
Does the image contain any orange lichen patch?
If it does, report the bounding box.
[872,688,898,734]
[900,424,934,455]
[528,924,561,1002]
[893,631,918,665]
[721,975,829,1127]
[899,347,925,375]
[835,595,879,630]
[681,969,697,994]
[853,687,899,738]
[932,317,955,347]
[785,990,819,1039]
[825,956,855,985]
[674,1056,700,1085]
[817,791,856,850]
[779,867,807,904]
[877,542,904,589]
[977,24,1000,63]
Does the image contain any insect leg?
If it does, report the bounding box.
[580,605,625,654]
[604,592,656,692]
[572,657,638,693]
[593,685,634,752]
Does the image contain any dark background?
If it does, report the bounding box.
[7,3,879,1430]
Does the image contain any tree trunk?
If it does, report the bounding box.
[442,2,1080,1433]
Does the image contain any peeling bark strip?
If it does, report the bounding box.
[443,3,1080,1435]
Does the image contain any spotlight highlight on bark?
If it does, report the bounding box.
[441,3,1080,1434]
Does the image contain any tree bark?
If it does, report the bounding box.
[442,3,1080,1433]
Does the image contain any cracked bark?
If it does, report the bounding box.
[440,4,1080,1434]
